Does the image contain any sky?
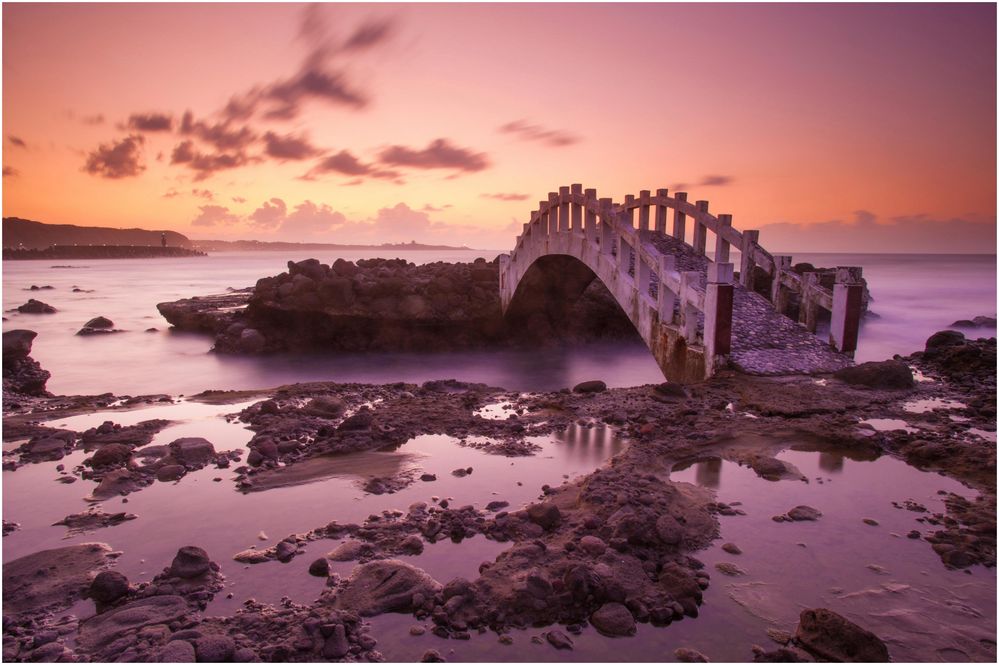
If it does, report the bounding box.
[2,2,996,252]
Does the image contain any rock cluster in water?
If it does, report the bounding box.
[2,330,51,399]
[157,257,639,354]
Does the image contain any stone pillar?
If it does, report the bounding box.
[599,198,614,255]
[799,273,819,332]
[638,255,652,298]
[693,200,709,255]
[655,189,669,233]
[704,262,734,376]
[618,235,632,274]
[680,271,700,343]
[715,214,732,264]
[830,267,864,354]
[770,255,792,314]
[623,194,635,229]
[638,190,651,232]
[584,189,597,242]
[673,192,688,242]
[571,184,583,234]
[559,186,570,234]
[548,193,559,237]
[740,230,759,289]
[658,254,677,323]
[498,253,510,306]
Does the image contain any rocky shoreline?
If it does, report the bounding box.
[1,325,994,662]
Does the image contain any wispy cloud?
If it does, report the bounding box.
[378,138,489,173]
[82,135,146,179]
[481,192,529,201]
[499,119,579,147]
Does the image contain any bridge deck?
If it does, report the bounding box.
[648,233,853,376]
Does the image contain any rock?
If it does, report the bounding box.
[714,562,746,576]
[338,411,374,432]
[653,382,688,399]
[2,543,114,615]
[322,624,349,659]
[862,518,879,526]
[169,546,212,579]
[655,514,683,546]
[334,559,442,616]
[546,630,573,650]
[590,602,636,636]
[77,316,119,335]
[675,647,710,662]
[399,535,424,554]
[90,443,132,467]
[308,558,331,577]
[721,542,742,555]
[232,648,258,662]
[78,595,189,650]
[88,468,138,500]
[157,640,196,662]
[579,535,607,556]
[926,330,966,350]
[194,635,235,663]
[274,540,297,561]
[304,396,346,417]
[795,608,889,662]
[421,649,445,663]
[951,316,997,328]
[238,328,266,353]
[156,464,187,482]
[328,540,367,562]
[786,506,822,521]
[17,299,56,314]
[833,360,914,389]
[526,501,561,530]
[89,570,129,605]
[420,473,437,482]
[485,500,509,512]
[573,380,607,394]
[168,438,216,465]
[3,329,37,361]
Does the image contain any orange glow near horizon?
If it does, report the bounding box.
[2,2,996,252]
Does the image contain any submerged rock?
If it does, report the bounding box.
[333,559,442,616]
[17,299,56,314]
[794,608,890,662]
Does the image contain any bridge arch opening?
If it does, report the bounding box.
[503,254,642,347]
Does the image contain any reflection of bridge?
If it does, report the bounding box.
[499,185,865,382]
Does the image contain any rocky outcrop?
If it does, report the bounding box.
[157,258,639,354]
[794,608,890,662]
[2,329,51,398]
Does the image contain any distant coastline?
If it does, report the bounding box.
[189,239,473,252]
[3,245,207,260]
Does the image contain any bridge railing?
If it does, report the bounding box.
[504,184,865,368]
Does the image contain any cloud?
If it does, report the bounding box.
[82,134,146,179]
[481,192,529,201]
[232,196,247,203]
[758,210,997,253]
[378,138,489,173]
[83,114,106,126]
[421,203,451,212]
[191,204,240,227]
[7,135,27,149]
[126,112,173,132]
[282,200,348,236]
[192,188,215,200]
[671,175,735,190]
[163,189,180,198]
[170,140,252,180]
[249,198,288,229]
[179,112,256,152]
[499,119,579,147]
[305,150,401,181]
[263,131,322,160]
[369,203,434,240]
[3,166,18,178]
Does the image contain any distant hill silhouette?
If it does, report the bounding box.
[2,217,192,250]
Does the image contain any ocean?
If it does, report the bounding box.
[2,250,995,396]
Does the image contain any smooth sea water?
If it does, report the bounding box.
[1,250,994,396]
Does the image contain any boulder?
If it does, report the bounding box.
[194,635,235,663]
[156,465,187,482]
[2,543,114,615]
[157,640,196,662]
[304,396,346,417]
[89,570,130,605]
[78,595,189,650]
[77,316,117,335]
[589,602,636,636]
[833,360,913,389]
[2,329,37,362]
[89,444,132,467]
[573,380,607,394]
[167,438,216,465]
[238,328,266,353]
[169,546,212,579]
[786,505,822,521]
[17,299,56,314]
[333,559,442,616]
[794,608,889,662]
[926,330,966,350]
[526,501,561,530]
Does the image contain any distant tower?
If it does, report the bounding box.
[161,233,167,248]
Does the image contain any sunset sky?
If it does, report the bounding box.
[2,2,996,252]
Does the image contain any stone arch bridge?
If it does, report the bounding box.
[499,184,866,383]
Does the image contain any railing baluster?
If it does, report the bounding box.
[548,193,559,236]
[584,188,597,242]
[638,190,651,232]
[571,183,583,234]
[654,188,668,233]
[623,194,635,228]
[740,230,759,289]
[559,186,570,234]
[715,214,732,264]
[693,200,709,255]
[672,192,687,242]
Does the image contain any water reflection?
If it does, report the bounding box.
[671,457,723,489]
[817,451,845,473]
[554,422,626,467]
